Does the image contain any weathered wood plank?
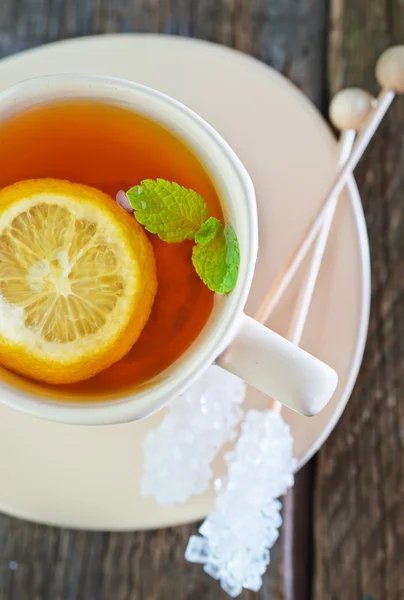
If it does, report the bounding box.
[316,2,404,599]
[0,1,326,599]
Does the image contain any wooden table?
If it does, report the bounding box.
[0,1,403,599]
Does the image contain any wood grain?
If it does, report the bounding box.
[315,1,404,599]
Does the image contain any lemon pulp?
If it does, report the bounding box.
[0,179,157,384]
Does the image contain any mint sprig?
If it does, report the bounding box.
[126,180,240,294]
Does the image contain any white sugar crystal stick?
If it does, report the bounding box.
[185,88,375,598]
[256,45,404,325]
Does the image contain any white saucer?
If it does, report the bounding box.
[0,34,370,531]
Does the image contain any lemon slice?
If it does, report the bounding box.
[0,179,157,384]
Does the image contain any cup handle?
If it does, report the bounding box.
[217,313,338,416]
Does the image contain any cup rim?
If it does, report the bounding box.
[0,73,257,425]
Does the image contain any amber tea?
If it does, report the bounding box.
[0,100,224,398]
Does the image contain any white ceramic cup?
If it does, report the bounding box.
[0,74,338,425]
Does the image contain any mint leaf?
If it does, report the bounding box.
[127,179,209,243]
[192,223,240,294]
[195,217,222,245]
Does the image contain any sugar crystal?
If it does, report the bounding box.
[141,366,246,505]
[185,409,296,597]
